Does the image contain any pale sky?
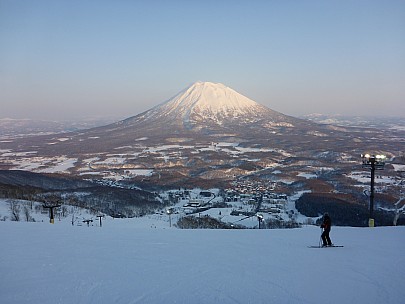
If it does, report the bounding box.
[1,0,404,120]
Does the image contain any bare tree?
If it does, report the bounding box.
[393,197,405,226]
[23,205,32,222]
[8,200,21,221]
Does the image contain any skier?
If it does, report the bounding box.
[321,213,332,247]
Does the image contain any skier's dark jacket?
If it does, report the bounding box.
[321,214,331,232]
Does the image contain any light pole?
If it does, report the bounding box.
[361,154,386,227]
[256,213,264,229]
[166,208,173,227]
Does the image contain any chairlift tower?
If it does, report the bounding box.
[42,202,61,224]
[97,215,104,227]
[361,154,386,227]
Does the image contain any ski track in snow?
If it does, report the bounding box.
[1,222,405,304]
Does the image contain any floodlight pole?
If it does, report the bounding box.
[369,161,375,224]
[361,154,385,227]
[257,213,263,229]
[167,208,173,227]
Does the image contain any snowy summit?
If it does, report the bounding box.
[155,81,269,123]
[136,81,289,127]
[164,81,263,116]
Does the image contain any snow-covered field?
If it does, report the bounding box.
[0,139,293,181]
[1,220,404,304]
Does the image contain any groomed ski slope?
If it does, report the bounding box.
[1,221,404,304]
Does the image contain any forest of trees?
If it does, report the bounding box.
[296,192,403,226]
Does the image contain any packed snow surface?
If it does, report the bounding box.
[1,221,404,304]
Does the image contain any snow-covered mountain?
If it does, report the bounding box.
[2,81,403,190]
[142,81,287,125]
[122,81,300,131]
[1,81,318,156]
[168,81,262,116]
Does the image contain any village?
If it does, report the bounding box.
[154,179,302,229]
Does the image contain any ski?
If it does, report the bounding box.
[308,245,344,248]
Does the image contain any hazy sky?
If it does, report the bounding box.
[1,0,404,120]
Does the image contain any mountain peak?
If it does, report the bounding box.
[126,81,298,131]
[181,81,259,113]
[158,81,264,120]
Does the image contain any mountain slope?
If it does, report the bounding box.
[1,221,404,304]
